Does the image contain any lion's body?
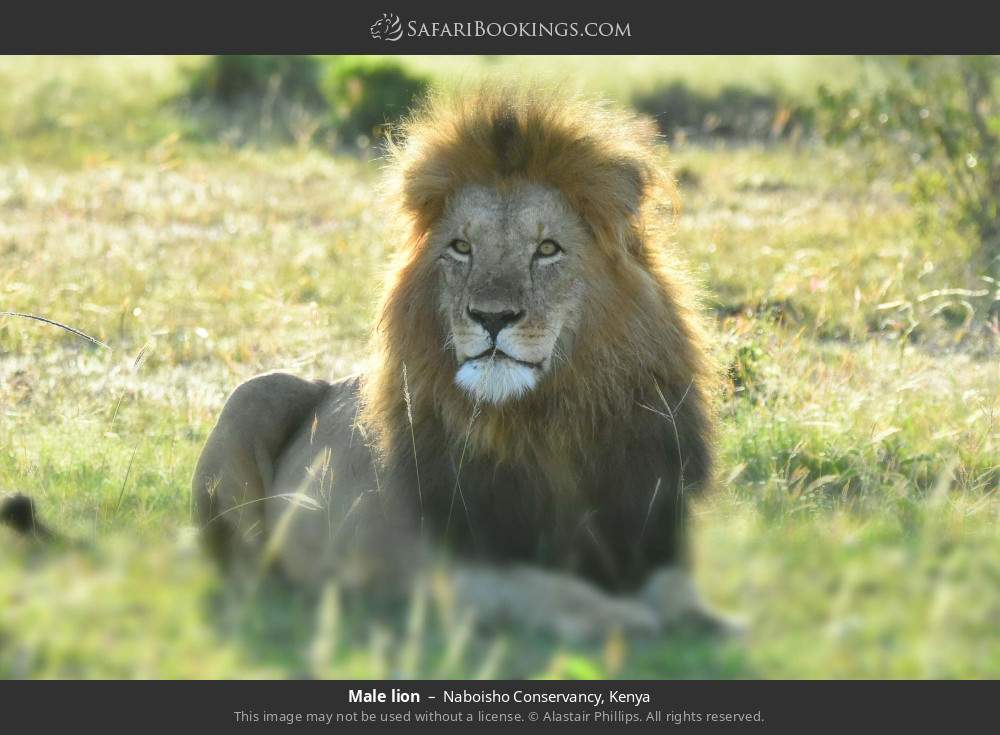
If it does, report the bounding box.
[193,85,728,638]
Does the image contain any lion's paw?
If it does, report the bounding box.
[640,566,746,638]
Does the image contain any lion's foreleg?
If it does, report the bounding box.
[450,563,660,642]
[640,565,745,636]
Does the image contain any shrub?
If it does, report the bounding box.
[186,55,324,105]
[320,57,429,144]
[632,82,811,142]
[819,56,1000,276]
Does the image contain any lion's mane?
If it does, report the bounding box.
[359,85,716,589]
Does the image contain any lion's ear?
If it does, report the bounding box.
[615,158,647,217]
[609,116,670,257]
[618,162,648,258]
[398,154,453,236]
[574,157,648,258]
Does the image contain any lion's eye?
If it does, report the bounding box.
[449,239,472,256]
[535,239,562,258]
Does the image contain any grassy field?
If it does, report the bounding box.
[1,57,998,679]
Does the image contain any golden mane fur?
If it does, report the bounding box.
[360,84,715,477]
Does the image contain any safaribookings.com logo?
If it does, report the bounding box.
[370,13,631,42]
[370,13,404,41]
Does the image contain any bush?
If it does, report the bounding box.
[186,55,324,105]
[320,57,429,144]
[181,56,428,149]
[632,82,811,142]
[819,56,1000,275]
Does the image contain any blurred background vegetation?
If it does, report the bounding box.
[0,55,997,679]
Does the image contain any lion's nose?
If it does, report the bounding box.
[467,307,524,342]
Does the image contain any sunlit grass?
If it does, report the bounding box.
[1,56,997,679]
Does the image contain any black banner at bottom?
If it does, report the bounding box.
[2,680,995,731]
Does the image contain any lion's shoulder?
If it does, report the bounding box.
[224,371,330,412]
[203,372,332,463]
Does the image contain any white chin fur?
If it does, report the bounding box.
[455,359,538,404]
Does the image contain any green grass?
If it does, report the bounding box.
[392,55,863,101]
[1,57,998,679]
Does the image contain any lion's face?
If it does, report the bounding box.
[431,182,591,404]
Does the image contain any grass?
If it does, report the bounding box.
[1,57,998,679]
[392,55,864,101]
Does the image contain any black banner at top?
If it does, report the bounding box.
[1,2,998,54]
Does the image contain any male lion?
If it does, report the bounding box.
[193,86,730,640]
